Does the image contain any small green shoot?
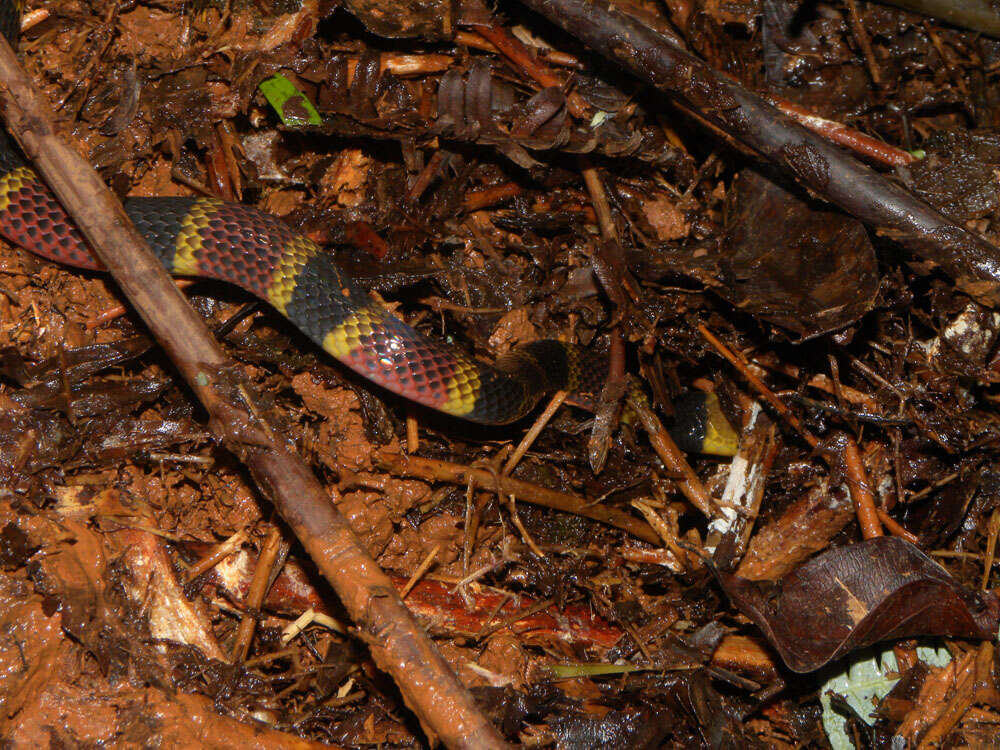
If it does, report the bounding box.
[258,74,321,128]
[543,663,648,680]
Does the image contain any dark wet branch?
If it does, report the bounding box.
[514,0,1000,306]
[874,0,1000,37]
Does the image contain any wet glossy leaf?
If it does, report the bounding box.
[259,74,321,127]
[719,170,880,340]
[718,537,1000,672]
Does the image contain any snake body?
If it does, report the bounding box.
[0,4,601,425]
[0,3,741,455]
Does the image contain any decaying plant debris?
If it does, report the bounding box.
[4,0,1000,746]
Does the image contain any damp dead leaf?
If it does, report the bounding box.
[718,537,1000,672]
[718,170,880,340]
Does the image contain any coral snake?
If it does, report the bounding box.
[0,1,738,453]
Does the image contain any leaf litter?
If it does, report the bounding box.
[3,0,1000,747]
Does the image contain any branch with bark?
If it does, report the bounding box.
[0,31,508,750]
[514,0,1000,306]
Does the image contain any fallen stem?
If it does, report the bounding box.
[379,452,661,545]
[0,33,507,750]
[842,439,885,540]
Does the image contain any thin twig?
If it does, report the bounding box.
[475,597,555,641]
[232,525,284,662]
[625,391,716,517]
[401,544,442,599]
[185,529,247,583]
[501,390,568,476]
[765,97,915,166]
[506,494,546,557]
[580,161,617,242]
[453,30,583,68]
[630,499,688,571]
[472,23,588,118]
[843,439,885,540]
[876,508,919,544]
[380,452,661,544]
[699,324,818,448]
[845,0,883,87]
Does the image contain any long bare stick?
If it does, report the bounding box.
[0,34,506,750]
